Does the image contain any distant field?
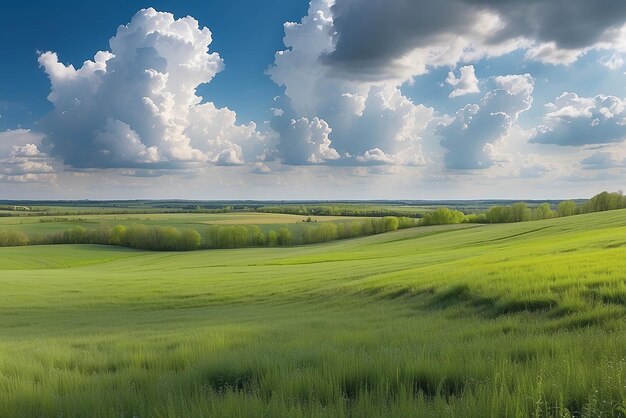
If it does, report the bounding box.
[0,198,577,220]
[0,212,366,236]
[0,212,625,416]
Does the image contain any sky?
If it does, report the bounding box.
[1,0,626,200]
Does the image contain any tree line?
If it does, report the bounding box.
[479,191,626,224]
[1,216,418,250]
[256,204,422,218]
[201,216,416,248]
[416,191,626,226]
[28,225,202,251]
[1,191,624,249]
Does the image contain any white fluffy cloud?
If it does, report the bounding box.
[269,0,626,172]
[436,75,534,170]
[600,53,625,69]
[272,116,339,165]
[0,130,56,183]
[268,0,433,167]
[39,8,269,171]
[446,65,480,98]
[531,93,626,146]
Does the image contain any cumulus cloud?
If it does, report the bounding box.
[600,53,625,69]
[0,129,44,154]
[446,65,480,98]
[531,92,626,146]
[0,130,56,183]
[524,42,585,65]
[330,86,432,165]
[251,162,271,174]
[356,148,394,165]
[268,0,433,167]
[322,0,626,80]
[580,151,624,169]
[271,116,339,165]
[436,74,533,170]
[39,8,269,171]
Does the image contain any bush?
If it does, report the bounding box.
[0,230,29,246]
[420,208,465,226]
[397,217,417,229]
[382,216,399,232]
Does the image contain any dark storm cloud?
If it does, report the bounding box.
[323,0,477,75]
[471,0,626,49]
[324,0,626,78]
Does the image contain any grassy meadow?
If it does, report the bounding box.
[0,212,364,237]
[0,211,626,416]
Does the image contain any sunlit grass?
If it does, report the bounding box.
[1,210,626,416]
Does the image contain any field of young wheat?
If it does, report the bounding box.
[1,211,625,417]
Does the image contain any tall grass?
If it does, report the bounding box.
[0,211,625,416]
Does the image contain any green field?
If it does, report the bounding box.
[0,212,364,237]
[1,211,625,416]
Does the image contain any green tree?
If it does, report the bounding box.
[336,223,347,239]
[427,208,465,225]
[371,218,385,233]
[180,229,201,250]
[126,224,149,249]
[246,225,263,246]
[204,226,220,248]
[65,226,88,244]
[532,203,555,221]
[510,203,531,222]
[161,226,181,250]
[317,222,338,242]
[382,216,399,232]
[361,220,375,235]
[350,221,362,237]
[557,200,577,217]
[277,227,293,246]
[486,206,512,223]
[267,230,278,247]
[583,191,626,213]
[397,217,416,229]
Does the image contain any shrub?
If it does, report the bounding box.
[0,230,29,246]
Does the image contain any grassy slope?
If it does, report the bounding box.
[0,213,625,416]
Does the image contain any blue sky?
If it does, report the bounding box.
[1,0,626,199]
[0,1,309,129]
